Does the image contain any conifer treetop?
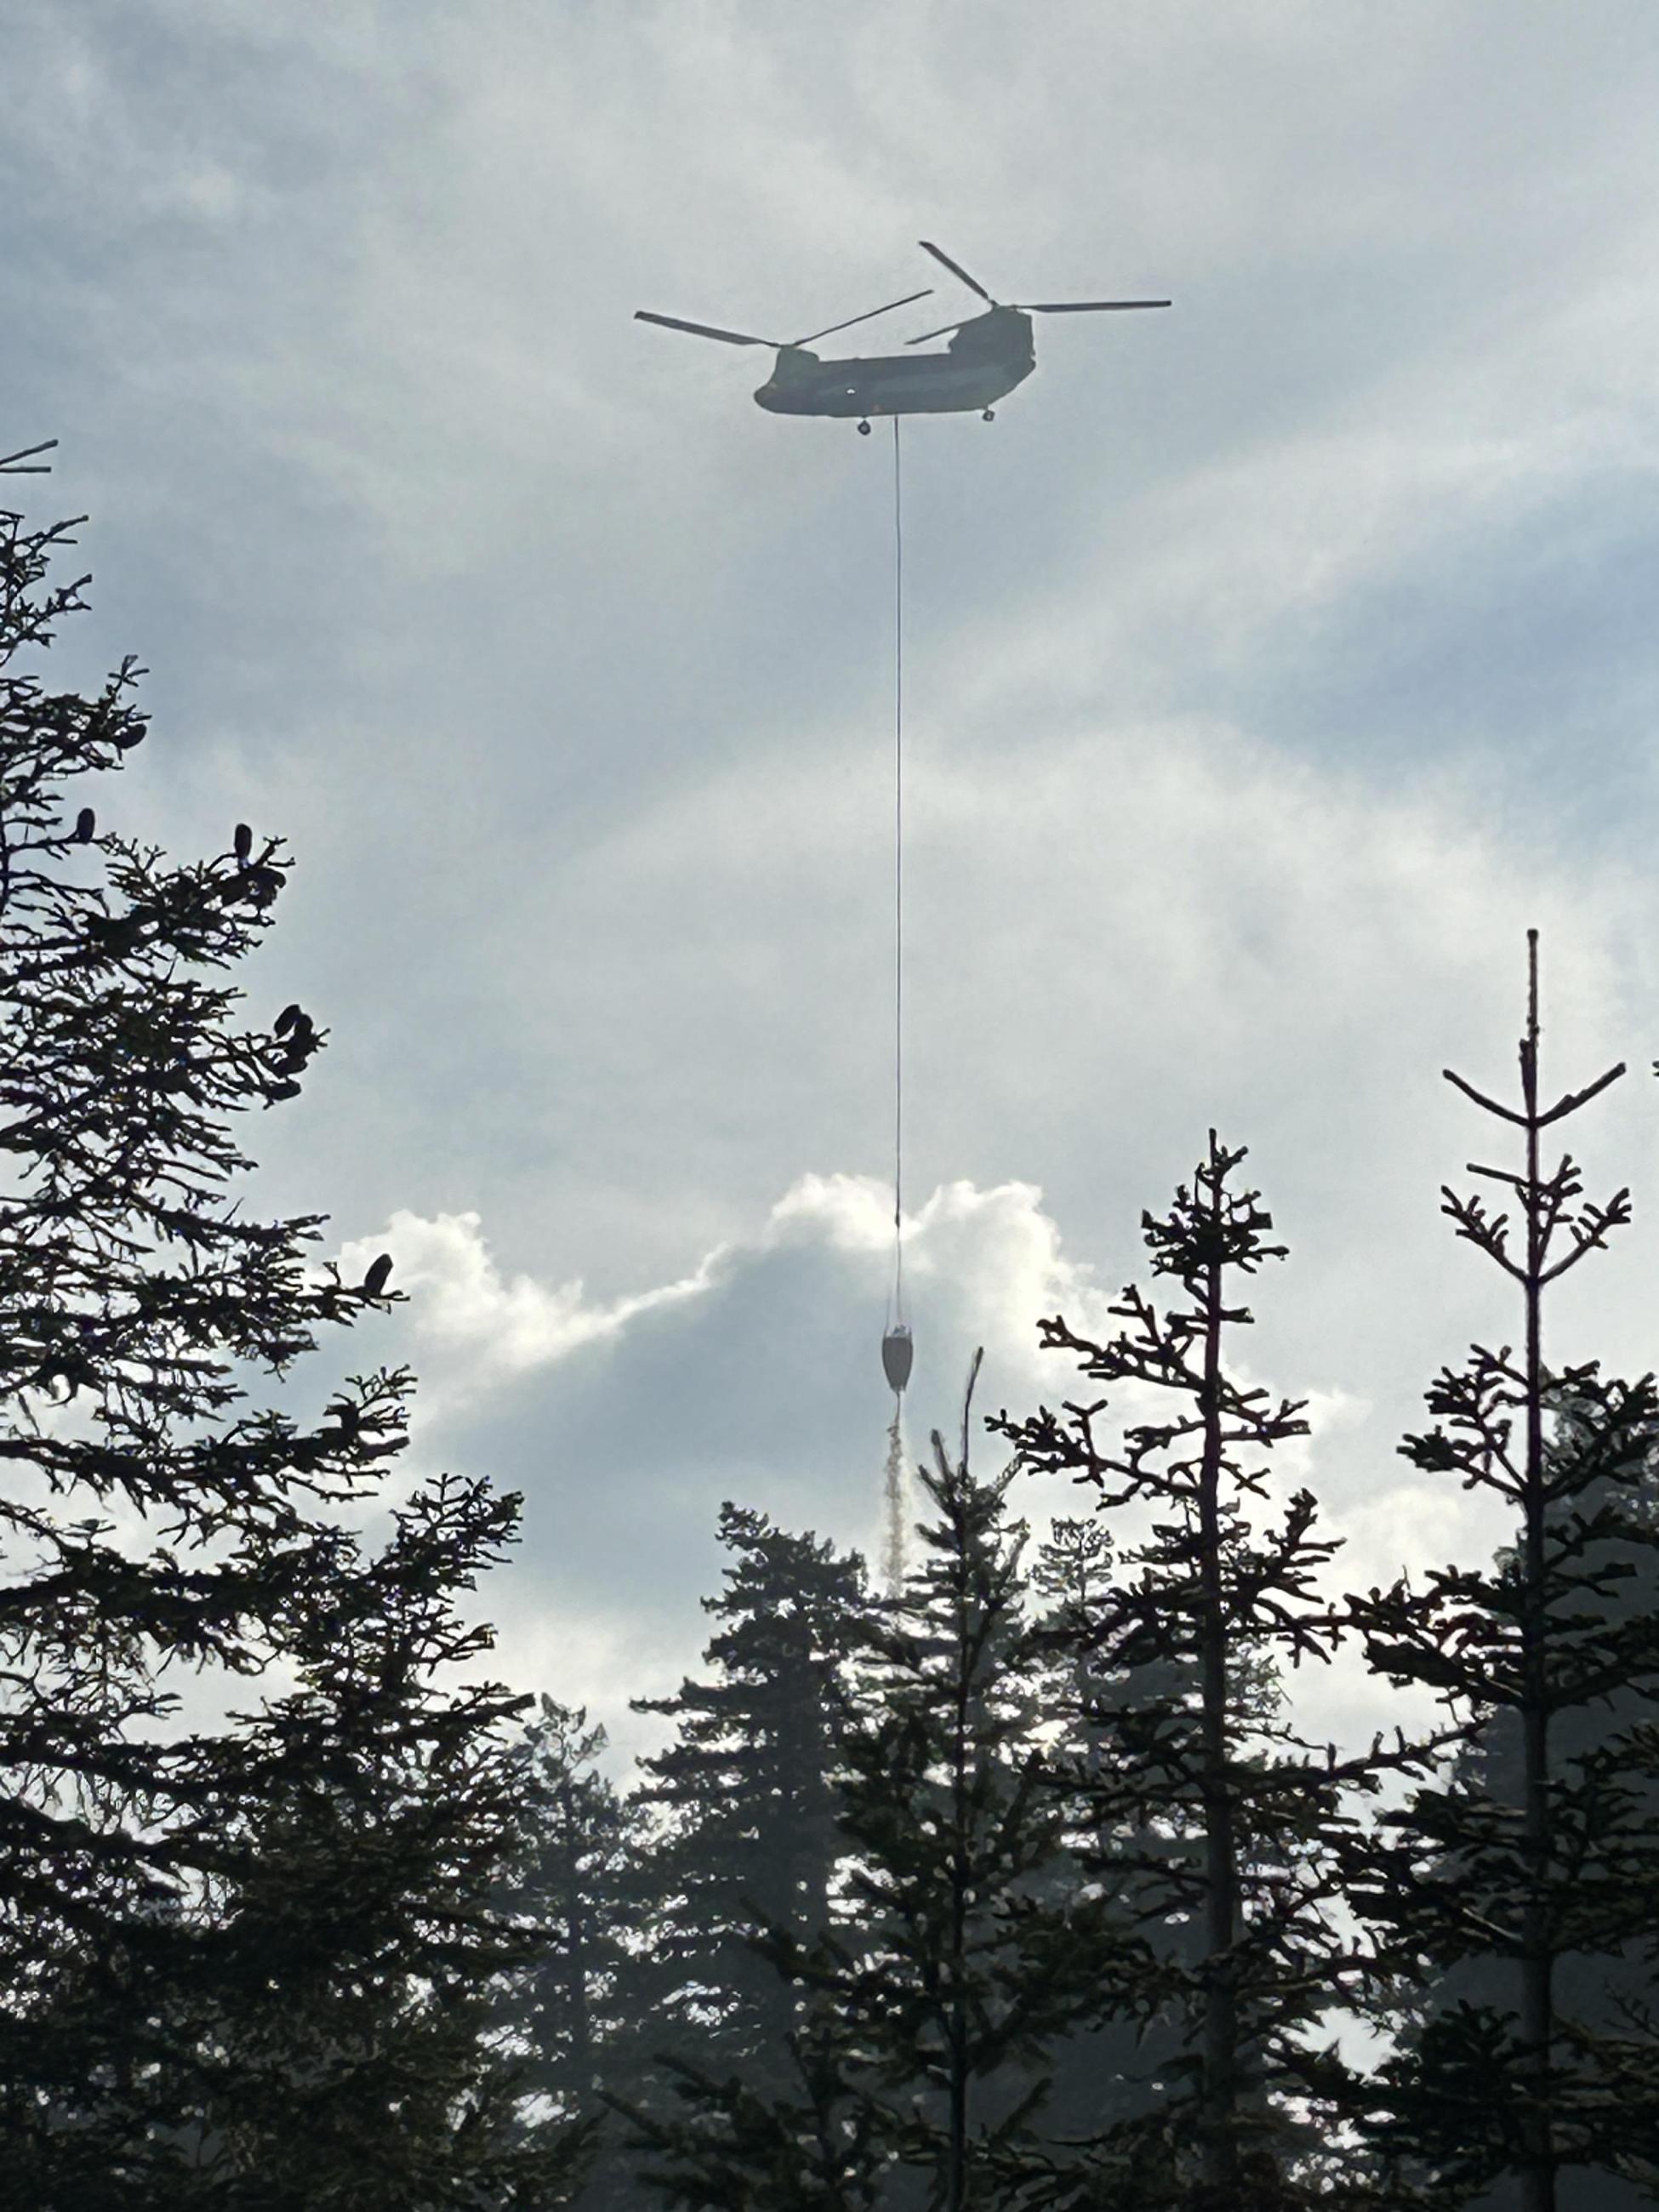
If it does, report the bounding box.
[0,489,584,2208]
[1340,934,1659,2208]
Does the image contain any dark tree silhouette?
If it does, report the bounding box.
[818,1358,1101,2212]
[493,1696,647,2208]
[596,1508,875,2209]
[993,1135,1443,2209]
[610,2006,889,2212]
[616,1365,1118,2212]
[499,1696,641,2105]
[624,1507,872,2081]
[0,496,583,2205]
[770,1358,1128,2212]
[187,1474,586,2209]
[1018,1512,1268,2200]
[1342,934,1659,2210]
[1369,1411,1659,2212]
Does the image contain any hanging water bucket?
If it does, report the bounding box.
[881,1325,914,1393]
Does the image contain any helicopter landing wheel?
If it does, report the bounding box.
[982,408,996,423]
[857,419,872,436]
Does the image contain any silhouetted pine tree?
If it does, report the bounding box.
[623,1507,873,2089]
[1018,1514,1222,2185]
[619,1364,1122,2212]
[186,1472,588,2209]
[1371,1423,1659,2212]
[608,2004,889,2212]
[993,1135,1441,2210]
[788,1358,1127,2212]
[493,1696,647,2207]
[1340,936,1659,2210]
[829,1365,1071,2211]
[0,495,584,2206]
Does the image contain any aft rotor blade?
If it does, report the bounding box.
[794,288,932,347]
[1018,299,1172,312]
[904,320,971,346]
[918,240,996,305]
[635,311,775,347]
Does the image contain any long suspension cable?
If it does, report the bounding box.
[891,415,904,1320]
[881,417,909,1592]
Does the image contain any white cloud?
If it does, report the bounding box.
[338,1137,1560,1772]
[335,1167,1132,1764]
[338,1208,727,1413]
[338,1166,1114,1430]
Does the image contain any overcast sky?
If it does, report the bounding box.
[9,0,1659,1769]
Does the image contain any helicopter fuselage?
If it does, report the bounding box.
[755,306,1036,420]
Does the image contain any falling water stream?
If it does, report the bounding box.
[882,1400,908,1594]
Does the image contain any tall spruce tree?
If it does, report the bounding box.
[1018,1514,1221,2188]
[1341,937,1659,2210]
[189,1472,591,2209]
[623,1507,872,2088]
[780,1357,1124,2212]
[1371,1422,1659,2211]
[498,1696,641,2106]
[825,1361,1073,2212]
[619,1363,1119,2212]
[0,493,582,2205]
[993,1135,1442,2210]
[492,1696,646,2209]
[610,1998,891,2212]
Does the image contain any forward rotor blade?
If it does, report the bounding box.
[918,240,996,305]
[904,320,971,346]
[0,436,57,473]
[794,288,932,347]
[1017,299,1172,312]
[635,311,775,347]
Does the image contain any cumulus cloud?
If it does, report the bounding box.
[340,1149,1548,1772]
[341,1168,1114,1434]
[338,1207,727,1415]
[334,1170,1115,1759]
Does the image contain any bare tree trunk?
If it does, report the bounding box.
[948,1650,971,2212]
[1197,1140,1240,2198]
[559,1777,592,2088]
[1518,941,1555,2212]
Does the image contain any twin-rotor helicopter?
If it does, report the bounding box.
[636,241,1172,1419]
[636,240,1170,430]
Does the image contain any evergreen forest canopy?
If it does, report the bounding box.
[0,494,1656,2212]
